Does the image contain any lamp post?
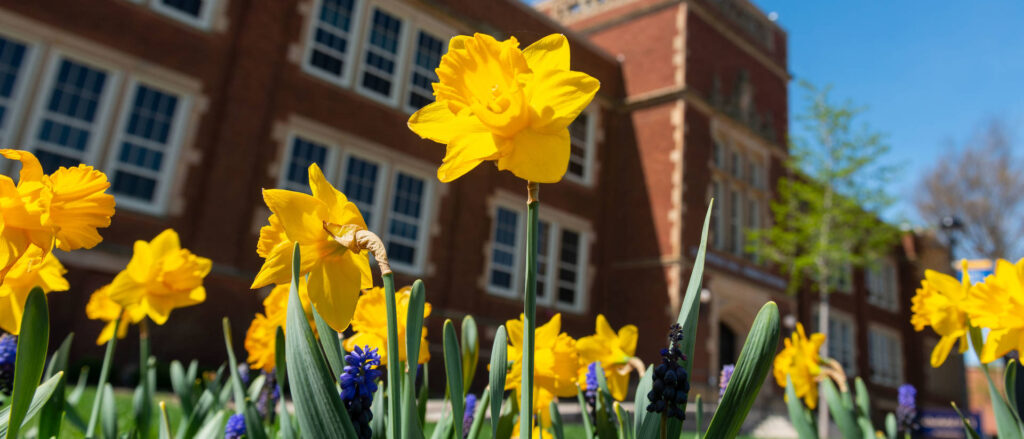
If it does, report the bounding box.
[940,215,964,262]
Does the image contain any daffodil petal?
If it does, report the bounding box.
[930,334,958,367]
[437,131,501,182]
[497,127,570,183]
[0,149,44,183]
[306,256,362,332]
[409,103,490,144]
[617,324,638,356]
[262,189,329,244]
[47,165,115,251]
[528,69,599,132]
[523,34,570,73]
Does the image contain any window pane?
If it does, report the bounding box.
[283,136,329,192]
[160,0,204,17]
[557,229,581,306]
[111,84,181,202]
[489,207,519,291]
[386,171,424,266]
[537,220,550,299]
[0,36,27,138]
[568,113,589,179]
[407,31,443,110]
[34,58,108,172]
[309,0,357,78]
[343,155,380,225]
[360,8,403,98]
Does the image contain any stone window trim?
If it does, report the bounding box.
[483,190,594,314]
[298,0,457,112]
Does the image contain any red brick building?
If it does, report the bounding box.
[0,0,964,431]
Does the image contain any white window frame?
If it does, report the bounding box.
[401,26,445,114]
[867,257,899,311]
[22,50,122,172]
[302,0,368,88]
[149,0,220,30]
[565,105,599,186]
[276,131,341,193]
[381,164,434,274]
[353,2,410,107]
[101,78,192,215]
[338,148,390,232]
[868,325,904,387]
[0,32,40,148]
[484,193,591,314]
[484,202,525,299]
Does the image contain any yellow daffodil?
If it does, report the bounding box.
[773,323,825,409]
[965,258,1024,363]
[408,33,600,183]
[85,284,131,345]
[343,286,431,365]
[910,262,971,367]
[244,279,319,372]
[0,149,114,279]
[107,229,211,325]
[505,313,578,428]
[510,421,546,439]
[0,245,68,334]
[576,314,638,401]
[251,163,372,332]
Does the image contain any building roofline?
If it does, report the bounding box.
[503,0,622,66]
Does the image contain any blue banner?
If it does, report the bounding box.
[919,408,982,438]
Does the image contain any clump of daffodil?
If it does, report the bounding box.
[0,245,69,334]
[576,314,639,401]
[0,149,115,280]
[85,284,132,345]
[773,323,825,409]
[910,261,971,367]
[343,286,431,366]
[107,229,211,325]
[505,313,578,428]
[408,33,600,183]
[251,163,372,332]
[245,279,317,372]
[965,258,1024,364]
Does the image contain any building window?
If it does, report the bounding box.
[406,30,443,112]
[306,0,360,84]
[829,262,853,294]
[108,83,188,209]
[31,57,112,173]
[813,310,857,375]
[488,207,520,296]
[869,326,903,386]
[712,139,724,168]
[357,7,405,103]
[729,189,743,255]
[486,201,589,312]
[278,132,434,274]
[746,197,759,259]
[867,259,899,311]
[567,108,596,184]
[710,180,724,251]
[150,0,218,29]
[730,150,742,180]
[281,136,331,192]
[0,36,30,145]
[747,159,760,188]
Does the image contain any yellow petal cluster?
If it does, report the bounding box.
[504,313,578,428]
[245,279,317,372]
[910,262,971,367]
[251,163,372,332]
[85,284,132,345]
[0,149,114,280]
[343,286,431,366]
[576,314,638,401]
[0,245,68,334]
[964,258,1024,364]
[408,33,600,183]
[773,323,825,409]
[107,229,211,325]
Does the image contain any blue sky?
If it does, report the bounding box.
[749,1,1024,224]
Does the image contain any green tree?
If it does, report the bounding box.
[751,82,899,433]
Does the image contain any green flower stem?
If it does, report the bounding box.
[138,318,152,438]
[85,315,121,439]
[383,272,402,439]
[520,182,539,439]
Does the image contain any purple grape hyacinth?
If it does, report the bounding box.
[340,345,383,439]
[647,324,689,420]
[897,384,917,432]
[719,364,735,398]
[224,413,246,439]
